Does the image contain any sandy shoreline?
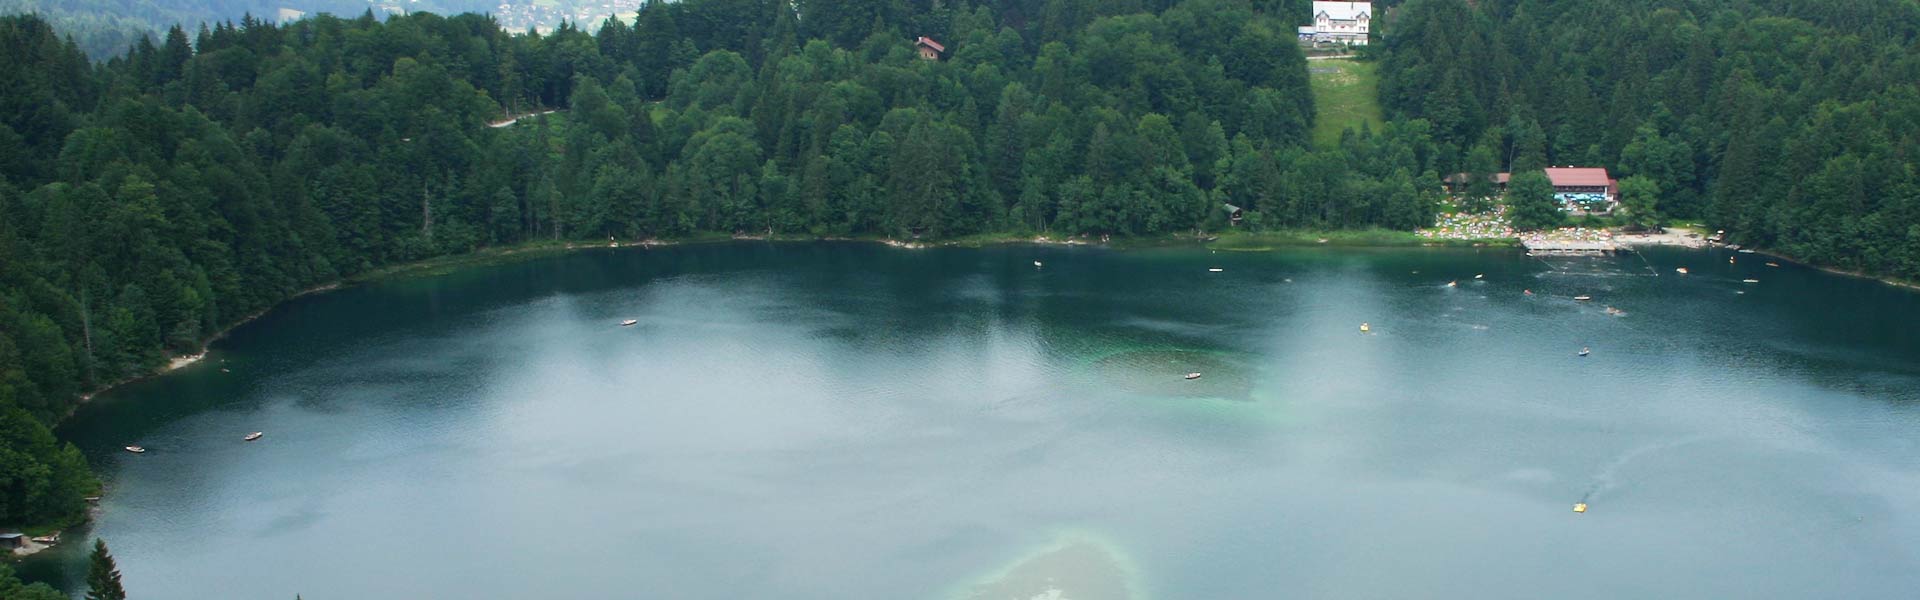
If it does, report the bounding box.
[166,351,207,371]
[1612,229,1711,248]
[70,282,342,408]
[1609,226,1916,290]
[881,235,1100,249]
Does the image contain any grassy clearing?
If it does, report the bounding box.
[1206,229,1515,251]
[1308,59,1385,149]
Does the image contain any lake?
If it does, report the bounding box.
[20,242,1920,599]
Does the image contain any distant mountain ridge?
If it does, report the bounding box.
[1,0,653,58]
[0,0,369,57]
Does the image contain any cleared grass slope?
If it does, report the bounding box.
[1308,58,1385,148]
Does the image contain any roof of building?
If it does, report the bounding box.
[915,36,945,53]
[1298,26,1317,34]
[1545,167,1612,188]
[1314,1,1372,20]
[1444,172,1512,185]
[0,533,23,539]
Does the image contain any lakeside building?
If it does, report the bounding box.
[1543,167,1617,214]
[1299,2,1372,46]
[1442,172,1511,194]
[1443,167,1619,214]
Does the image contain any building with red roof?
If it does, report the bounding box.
[1544,167,1616,213]
[1444,166,1617,214]
[915,37,945,61]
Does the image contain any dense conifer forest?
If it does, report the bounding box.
[1381,0,1920,274]
[3,0,1920,533]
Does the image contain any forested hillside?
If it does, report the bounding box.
[2,0,1449,527]
[1379,0,1920,278]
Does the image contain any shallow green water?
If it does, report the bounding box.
[22,243,1920,598]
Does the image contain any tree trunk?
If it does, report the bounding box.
[421,179,434,241]
[80,288,96,383]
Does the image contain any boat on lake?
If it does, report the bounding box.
[1739,249,1756,254]
[1578,347,1591,357]
[1447,280,1458,288]
[1573,503,1588,513]
[1184,372,1202,380]
[1766,262,1780,267]
[125,446,146,454]
[620,319,639,327]
[244,432,264,442]
[1744,279,1760,283]
[1574,295,1592,301]
[1208,268,1223,272]
[1676,267,1689,274]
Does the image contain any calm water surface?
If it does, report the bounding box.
[21,243,1920,599]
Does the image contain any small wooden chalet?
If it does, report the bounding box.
[915,37,946,61]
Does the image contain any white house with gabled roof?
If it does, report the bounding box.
[1300,1,1372,46]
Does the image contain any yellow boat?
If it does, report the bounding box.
[1573,503,1588,513]
[1360,323,1370,333]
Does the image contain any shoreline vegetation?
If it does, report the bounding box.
[1743,246,1920,292]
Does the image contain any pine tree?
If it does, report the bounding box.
[1507,171,1564,231]
[1617,175,1662,232]
[86,539,127,600]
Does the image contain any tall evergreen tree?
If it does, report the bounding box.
[86,539,127,600]
[1507,171,1563,231]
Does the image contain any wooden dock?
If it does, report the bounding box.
[1523,239,1621,256]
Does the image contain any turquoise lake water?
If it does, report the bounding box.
[21,243,1920,599]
